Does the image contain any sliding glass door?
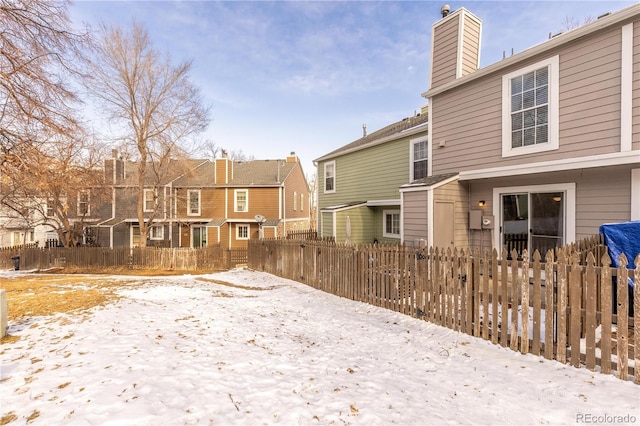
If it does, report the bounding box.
[501,191,564,259]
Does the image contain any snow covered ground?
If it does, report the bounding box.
[1,268,638,425]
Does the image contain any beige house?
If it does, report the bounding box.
[401,4,640,258]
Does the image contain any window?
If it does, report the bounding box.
[410,137,428,181]
[149,225,164,240]
[383,210,400,238]
[77,190,90,215]
[293,191,297,210]
[324,161,335,193]
[235,190,248,212]
[132,226,141,247]
[236,224,249,240]
[300,193,304,211]
[502,56,559,157]
[187,190,201,216]
[144,189,156,212]
[46,201,55,218]
[192,226,207,248]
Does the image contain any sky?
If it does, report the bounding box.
[2,267,639,425]
[69,0,639,176]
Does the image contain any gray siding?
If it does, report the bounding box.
[402,190,428,245]
[432,24,632,175]
[468,165,634,250]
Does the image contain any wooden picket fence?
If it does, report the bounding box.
[248,239,639,384]
[1,245,243,271]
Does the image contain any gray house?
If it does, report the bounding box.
[401,4,640,258]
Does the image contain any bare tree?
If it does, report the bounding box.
[0,0,86,162]
[306,172,317,229]
[86,21,211,247]
[559,15,594,32]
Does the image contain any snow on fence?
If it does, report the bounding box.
[248,239,639,384]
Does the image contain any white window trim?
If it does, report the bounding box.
[383,209,401,238]
[187,189,201,216]
[502,55,559,158]
[149,224,164,240]
[236,224,250,240]
[301,193,304,211]
[234,189,248,212]
[324,161,336,194]
[409,136,429,182]
[143,188,156,213]
[492,183,576,254]
[77,190,90,216]
[293,191,297,211]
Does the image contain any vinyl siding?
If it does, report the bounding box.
[335,206,376,244]
[633,20,640,151]
[434,181,470,249]
[432,25,631,174]
[402,190,428,245]
[461,14,480,76]
[431,16,460,87]
[321,211,334,238]
[317,134,422,209]
[468,166,634,250]
[283,163,310,220]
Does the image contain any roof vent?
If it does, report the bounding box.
[440,4,450,18]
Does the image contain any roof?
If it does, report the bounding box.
[206,218,227,227]
[314,112,429,163]
[230,160,296,186]
[423,3,640,98]
[399,172,459,190]
[122,158,209,186]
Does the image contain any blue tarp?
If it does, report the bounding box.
[599,221,640,289]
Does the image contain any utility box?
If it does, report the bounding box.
[469,210,482,230]
[482,215,495,229]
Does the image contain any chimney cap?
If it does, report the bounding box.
[441,4,450,18]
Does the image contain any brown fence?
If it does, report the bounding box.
[1,245,247,271]
[248,239,639,384]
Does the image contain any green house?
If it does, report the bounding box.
[314,107,428,245]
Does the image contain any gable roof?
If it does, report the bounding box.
[314,112,429,163]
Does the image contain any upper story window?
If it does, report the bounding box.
[502,56,559,157]
[46,200,55,218]
[235,189,248,212]
[187,190,201,216]
[144,189,156,212]
[293,191,297,210]
[300,193,304,211]
[324,161,335,193]
[77,190,90,215]
[410,137,428,181]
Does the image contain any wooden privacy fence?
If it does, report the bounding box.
[248,239,639,384]
[2,245,246,271]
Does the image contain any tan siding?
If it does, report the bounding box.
[461,16,480,76]
[634,20,640,151]
[402,191,428,245]
[431,17,460,87]
[432,25,629,175]
[283,163,310,221]
[435,181,470,249]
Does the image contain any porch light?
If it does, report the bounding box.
[553,195,562,202]
[477,200,486,207]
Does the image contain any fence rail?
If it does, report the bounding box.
[248,239,639,384]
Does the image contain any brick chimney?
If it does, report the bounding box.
[429,6,482,89]
[286,151,299,163]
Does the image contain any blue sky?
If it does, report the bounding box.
[70,1,637,176]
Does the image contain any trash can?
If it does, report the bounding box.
[11,256,19,271]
